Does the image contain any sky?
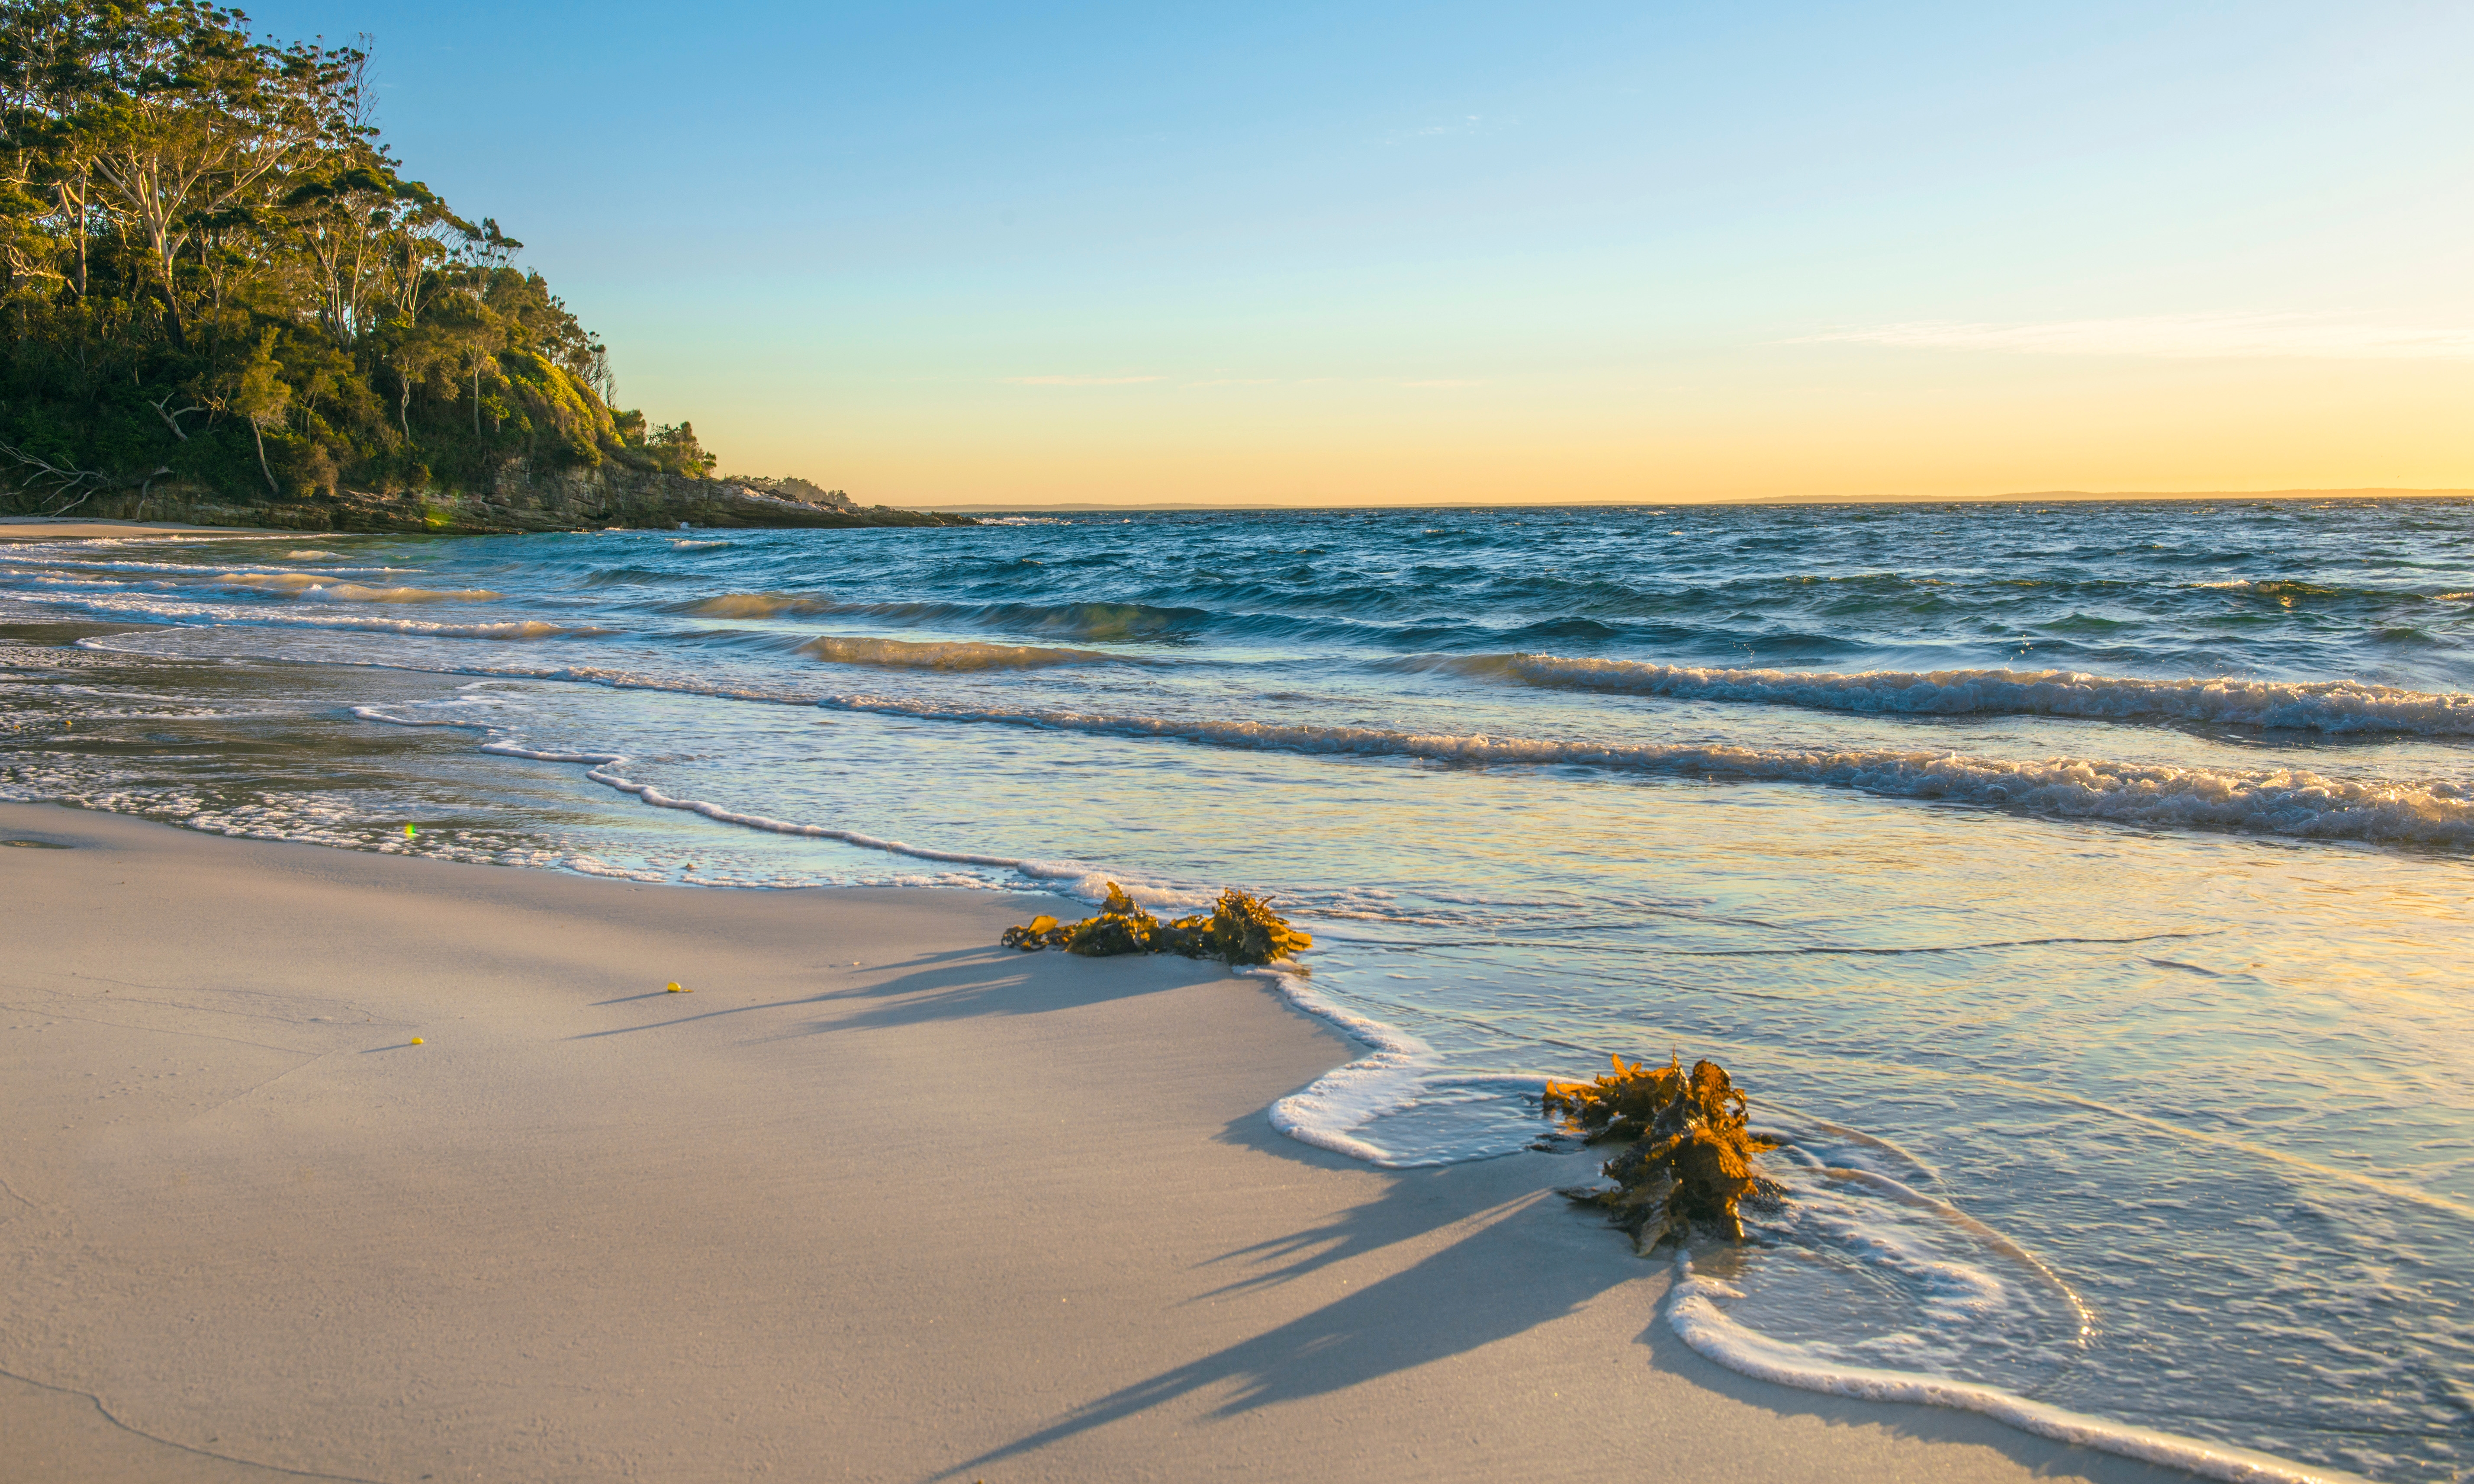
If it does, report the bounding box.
[250,0,2474,505]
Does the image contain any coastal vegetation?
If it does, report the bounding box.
[1002,883,1313,966]
[0,0,722,514]
[1545,1054,1785,1249]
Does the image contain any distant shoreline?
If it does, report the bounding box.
[925,487,2474,514]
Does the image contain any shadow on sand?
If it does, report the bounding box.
[567,939,1222,1042]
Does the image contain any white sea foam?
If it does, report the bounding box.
[1667,1249,2365,1484]
[1258,964,1441,1165]
[1422,654,2474,736]
[808,694,2474,849]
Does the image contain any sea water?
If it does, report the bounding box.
[2,498,2469,1481]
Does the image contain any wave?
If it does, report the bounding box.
[1418,654,2474,736]
[184,572,500,604]
[795,634,1119,671]
[667,591,1210,642]
[673,592,836,618]
[806,694,2474,849]
[90,633,2474,851]
[1667,1250,2358,1483]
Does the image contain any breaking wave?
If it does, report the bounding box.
[667,591,1205,641]
[199,573,502,604]
[809,694,2474,848]
[795,634,1120,671]
[673,592,835,618]
[1419,654,2474,736]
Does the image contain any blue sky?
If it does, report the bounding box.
[248,1,2474,502]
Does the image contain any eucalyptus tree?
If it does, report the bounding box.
[0,0,704,508]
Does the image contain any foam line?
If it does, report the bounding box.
[1256,963,1442,1167]
[1668,1250,2366,1484]
[29,591,598,639]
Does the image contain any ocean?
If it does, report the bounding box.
[3,497,2468,1481]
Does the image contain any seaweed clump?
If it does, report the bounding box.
[1543,1054,1784,1251]
[1001,883,1311,966]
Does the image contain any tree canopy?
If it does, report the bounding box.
[0,0,713,510]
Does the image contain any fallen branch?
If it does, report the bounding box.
[1545,1054,1785,1250]
[0,440,117,514]
[1003,882,1312,965]
[147,392,203,441]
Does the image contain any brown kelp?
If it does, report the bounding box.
[1543,1054,1784,1250]
[1002,883,1311,966]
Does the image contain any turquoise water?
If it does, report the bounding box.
[3,499,2470,1480]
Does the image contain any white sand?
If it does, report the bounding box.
[0,803,2204,1482]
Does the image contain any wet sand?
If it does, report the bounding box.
[0,802,2203,1482]
[0,518,280,542]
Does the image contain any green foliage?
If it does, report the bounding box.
[1544,1054,1786,1249]
[1001,883,1314,966]
[0,0,699,508]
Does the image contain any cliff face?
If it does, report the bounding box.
[0,462,972,533]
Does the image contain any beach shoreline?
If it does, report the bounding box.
[0,801,2227,1482]
[0,517,295,543]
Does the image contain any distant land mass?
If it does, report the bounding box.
[924,488,2474,513]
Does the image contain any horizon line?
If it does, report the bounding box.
[914,487,2474,514]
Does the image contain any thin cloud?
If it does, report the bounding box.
[1003,374,1165,386]
[1399,379,1486,389]
[1383,113,1505,145]
[1800,314,2474,361]
[1184,378,1280,387]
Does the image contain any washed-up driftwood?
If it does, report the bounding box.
[1544,1054,1785,1250]
[1002,883,1311,966]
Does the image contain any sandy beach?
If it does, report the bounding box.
[0,518,288,543]
[0,802,2216,1483]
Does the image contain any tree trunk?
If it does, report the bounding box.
[155,280,188,353]
[251,420,277,495]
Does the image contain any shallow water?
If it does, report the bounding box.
[3,499,2470,1480]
